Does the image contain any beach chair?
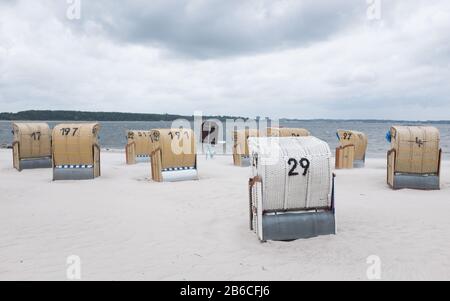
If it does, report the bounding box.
[232,129,260,167]
[335,130,368,169]
[335,144,355,169]
[12,123,52,171]
[201,121,220,159]
[267,127,310,137]
[248,137,336,241]
[387,126,441,190]
[149,128,198,182]
[125,130,152,164]
[52,123,101,180]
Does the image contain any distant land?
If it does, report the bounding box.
[280,118,450,124]
[0,110,449,124]
[0,110,247,122]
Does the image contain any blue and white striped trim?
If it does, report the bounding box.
[56,165,94,169]
[162,166,195,172]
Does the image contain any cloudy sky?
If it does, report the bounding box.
[0,0,449,120]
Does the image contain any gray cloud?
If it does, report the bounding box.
[66,0,367,58]
[0,0,450,120]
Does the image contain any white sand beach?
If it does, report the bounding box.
[0,148,449,281]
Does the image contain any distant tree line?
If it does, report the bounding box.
[0,110,246,122]
[279,118,450,124]
[1,110,447,123]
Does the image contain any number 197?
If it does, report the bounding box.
[60,128,79,136]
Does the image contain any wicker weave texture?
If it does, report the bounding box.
[52,123,100,166]
[127,130,152,156]
[267,128,310,137]
[249,137,332,211]
[337,129,368,161]
[390,126,440,174]
[149,128,197,181]
[12,123,52,159]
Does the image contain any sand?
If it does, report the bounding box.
[0,148,449,281]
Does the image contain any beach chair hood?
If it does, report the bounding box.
[390,126,440,174]
[53,123,100,166]
[387,126,441,190]
[12,123,52,159]
[52,123,101,180]
[336,129,368,162]
[267,127,310,137]
[127,130,152,157]
[12,123,52,170]
[149,128,197,182]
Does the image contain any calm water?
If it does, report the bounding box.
[1,120,449,158]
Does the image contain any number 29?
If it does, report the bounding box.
[288,158,310,176]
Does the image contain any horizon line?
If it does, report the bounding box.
[1,110,450,123]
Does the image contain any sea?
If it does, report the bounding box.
[1,120,449,158]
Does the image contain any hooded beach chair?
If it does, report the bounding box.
[149,128,198,182]
[335,129,368,169]
[12,123,52,171]
[267,127,310,137]
[387,126,441,190]
[248,136,336,241]
[232,129,261,167]
[201,121,220,159]
[201,121,219,145]
[52,123,101,180]
[125,130,152,164]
